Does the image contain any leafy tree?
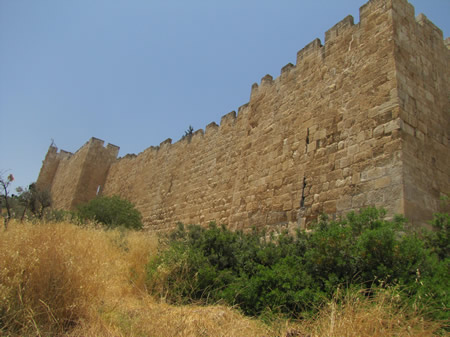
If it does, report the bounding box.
[77,195,143,230]
[16,183,52,220]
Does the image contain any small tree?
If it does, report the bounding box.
[0,172,14,229]
[16,183,52,221]
[182,125,194,141]
[77,195,143,230]
[30,183,52,219]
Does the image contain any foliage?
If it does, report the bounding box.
[16,183,52,220]
[76,195,143,230]
[0,180,53,224]
[181,125,194,141]
[0,220,444,336]
[146,207,449,323]
[0,172,15,228]
[423,196,449,260]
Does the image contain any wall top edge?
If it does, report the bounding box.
[66,0,447,163]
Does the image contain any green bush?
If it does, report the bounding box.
[424,211,449,261]
[146,208,449,321]
[76,195,143,230]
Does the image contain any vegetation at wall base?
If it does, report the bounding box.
[1,179,144,231]
[76,195,143,230]
[146,207,449,325]
[0,215,447,336]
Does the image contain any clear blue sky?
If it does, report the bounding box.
[1,0,449,192]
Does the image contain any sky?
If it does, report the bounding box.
[1,0,449,192]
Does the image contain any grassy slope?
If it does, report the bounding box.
[0,221,443,336]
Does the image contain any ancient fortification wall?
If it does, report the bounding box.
[37,138,119,209]
[37,0,449,231]
[392,4,450,222]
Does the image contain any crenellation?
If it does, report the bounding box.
[390,0,415,19]
[415,13,443,40]
[260,74,273,86]
[250,83,259,98]
[59,150,73,159]
[296,38,322,65]
[122,153,137,159]
[37,0,449,231]
[159,138,172,147]
[88,137,105,147]
[360,0,393,22]
[106,143,120,157]
[205,122,219,134]
[325,15,355,43]
[192,129,204,140]
[281,63,294,75]
[220,110,236,127]
[237,103,249,116]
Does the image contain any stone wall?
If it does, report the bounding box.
[36,145,71,193]
[37,0,449,231]
[38,138,119,209]
[392,2,450,223]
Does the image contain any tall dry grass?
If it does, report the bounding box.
[68,298,275,337]
[0,220,445,337]
[301,287,444,337]
[0,221,274,337]
[0,220,157,336]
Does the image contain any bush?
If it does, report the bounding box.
[77,195,142,230]
[146,208,449,322]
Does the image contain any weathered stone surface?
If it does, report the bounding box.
[37,138,119,209]
[37,0,449,231]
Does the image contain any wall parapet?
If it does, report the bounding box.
[325,15,355,43]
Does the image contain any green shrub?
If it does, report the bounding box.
[146,207,449,321]
[424,211,449,261]
[77,195,142,230]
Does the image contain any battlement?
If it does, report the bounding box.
[205,122,219,134]
[38,0,449,231]
[87,137,120,157]
[127,0,448,158]
[46,145,73,159]
[35,144,72,191]
[159,138,172,147]
[415,13,443,39]
[281,63,295,75]
[220,111,236,127]
[296,39,323,65]
[325,15,355,43]
[59,150,73,158]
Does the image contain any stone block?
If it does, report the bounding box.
[336,195,352,211]
[323,200,337,214]
[384,118,401,133]
[361,166,385,181]
[352,194,367,208]
[373,176,392,189]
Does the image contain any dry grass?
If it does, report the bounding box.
[0,220,157,336]
[0,221,274,337]
[68,297,275,337]
[301,287,444,337]
[0,220,445,337]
